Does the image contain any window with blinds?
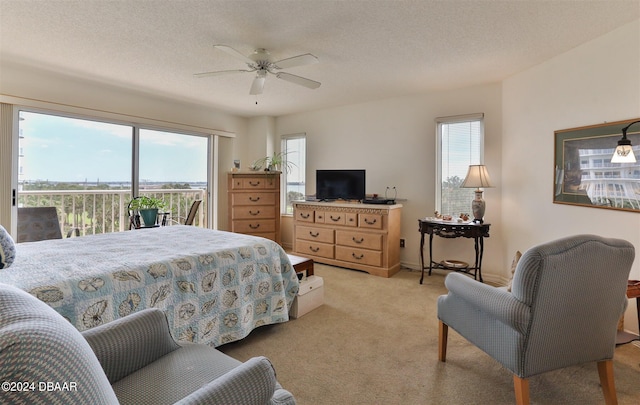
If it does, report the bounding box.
[281,134,306,214]
[436,114,484,216]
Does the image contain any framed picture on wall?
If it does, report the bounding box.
[554,119,640,212]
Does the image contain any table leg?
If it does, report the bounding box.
[419,231,426,284]
[428,234,434,277]
[473,237,480,281]
[478,236,484,283]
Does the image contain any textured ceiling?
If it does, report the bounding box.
[1,0,638,117]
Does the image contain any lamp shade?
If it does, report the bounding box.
[461,165,494,189]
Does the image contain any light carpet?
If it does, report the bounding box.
[219,264,640,404]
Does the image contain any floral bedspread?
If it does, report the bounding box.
[0,226,299,347]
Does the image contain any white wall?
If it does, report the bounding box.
[502,19,640,334]
[276,83,505,280]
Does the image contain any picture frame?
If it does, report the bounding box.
[554,119,640,212]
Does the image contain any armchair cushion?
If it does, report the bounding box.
[82,307,181,384]
[85,308,296,405]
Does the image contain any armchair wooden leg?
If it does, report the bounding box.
[513,375,530,405]
[438,321,448,362]
[597,360,618,405]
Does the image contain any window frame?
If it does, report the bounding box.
[280,133,306,215]
[435,113,485,215]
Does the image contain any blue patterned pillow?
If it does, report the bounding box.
[0,225,16,269]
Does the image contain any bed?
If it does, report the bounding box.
[0,226,299,347]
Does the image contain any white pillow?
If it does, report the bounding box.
[0,225,16,269]
[506,250,522,292]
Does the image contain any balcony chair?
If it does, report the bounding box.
[437,234,635,405]
[16,207,79,243]
[0,282,296,405]
[172,199,202,226]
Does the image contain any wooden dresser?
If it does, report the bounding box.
[228,171,281,244]
[292,201,402,277]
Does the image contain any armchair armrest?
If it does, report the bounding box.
[82,308,180,384]
[174,356,285,405]
[442,273,530,334]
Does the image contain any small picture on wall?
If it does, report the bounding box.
[233,160,240,170]
[554,119,640,212]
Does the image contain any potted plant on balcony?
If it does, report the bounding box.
[128,196,166,227]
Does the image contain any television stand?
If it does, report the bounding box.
[292,201,402,277]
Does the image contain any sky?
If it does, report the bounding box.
[19,111,208,183]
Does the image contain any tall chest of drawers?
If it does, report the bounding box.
[292,201,402,277]
[228,171,281,244]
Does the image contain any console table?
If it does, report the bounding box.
[418,219,490,284]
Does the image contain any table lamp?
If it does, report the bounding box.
[461,165,494,223]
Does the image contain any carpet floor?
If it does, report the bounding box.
[219,264,640,405]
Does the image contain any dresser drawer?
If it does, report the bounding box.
[232,219,276,234]
[296,240,334,259]
[231,206,276,220]
[318,211,347,225]
[345,212,358,227]
[336,230,383,250]
[295,209,315,223]
[336,246,382,267]
[359,213,383,229]
[296,225,335,244]
[232,192,276,206]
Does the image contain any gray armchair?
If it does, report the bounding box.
[437,234,635,405]
[0,282,296,405]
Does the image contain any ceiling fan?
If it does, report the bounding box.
[194,45,321,95]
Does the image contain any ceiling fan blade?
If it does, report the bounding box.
[213,44,255,65]
[250,74,266,95]
[273,53,319,69]
[193,69,252,78]
[275,72,321,89]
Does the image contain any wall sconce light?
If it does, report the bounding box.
[611,120,639,163]
[461,165,494,223]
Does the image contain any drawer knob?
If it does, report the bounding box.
[249,224,260,229]
[300,213,310,219]
[352,253,364,260]
[249,181,261,186]
[310,246,320,253]
[364,218,377,225]
[309,231,319,237]
[249,210,260,216]
[352,237,364,244]
[249,196,261,202]
[330,215,341,222]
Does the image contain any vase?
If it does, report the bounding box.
[471,190,485,223]
[139,209,159,227]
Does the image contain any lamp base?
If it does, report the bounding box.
[471,189,485,223]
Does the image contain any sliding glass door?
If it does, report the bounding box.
[17,110,210,234]
[139,128,209,226]
[18,111,133,234]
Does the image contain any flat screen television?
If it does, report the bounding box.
[316,169,366,201]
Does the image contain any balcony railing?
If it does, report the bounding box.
[18,189,207,236]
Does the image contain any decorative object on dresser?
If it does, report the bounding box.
[228,171,281,243]
[292,201,402,278]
